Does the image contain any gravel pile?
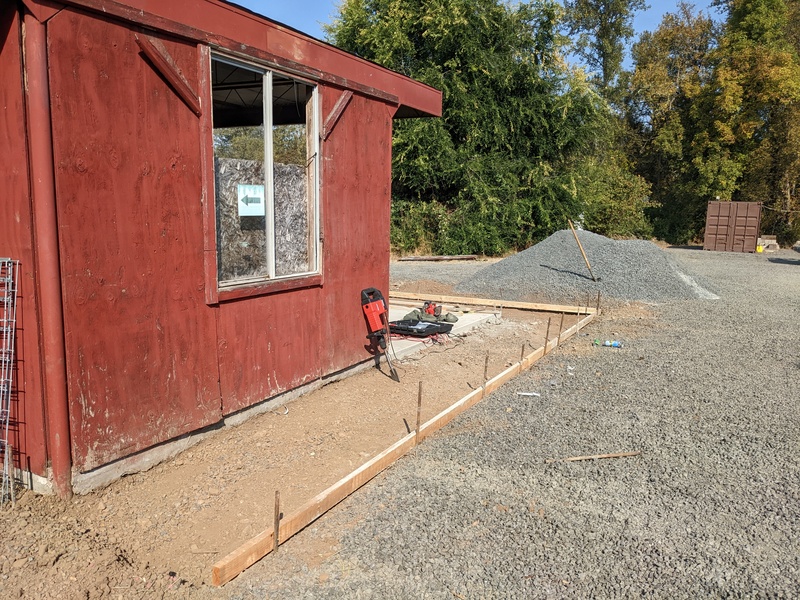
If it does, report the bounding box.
[455,230,719,304]
[234,247,800,599]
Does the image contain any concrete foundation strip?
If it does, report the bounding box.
[211,308,597,586]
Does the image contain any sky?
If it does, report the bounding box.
[233,1,719,43]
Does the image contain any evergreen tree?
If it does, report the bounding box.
[327,0,650,254]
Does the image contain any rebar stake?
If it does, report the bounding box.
[544,317,552,355]
[415,381,423,443]
[273,490,281,553]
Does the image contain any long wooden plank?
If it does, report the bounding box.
[521,346,544,370]
[484,362,521,396]
[389,292,595,315]
[417,312,594,442]
[397,255,479,262]
[278,433,415,541]
[211,432,416,586]
[212,310,597,586]
[322,90,353,141]
[417,388,484,442]
[134,34,202,116]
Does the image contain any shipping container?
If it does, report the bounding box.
[703,201,762,253]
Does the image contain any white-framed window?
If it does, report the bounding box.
[211,54,319,287]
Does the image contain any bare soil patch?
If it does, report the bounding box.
[0,282,596,599]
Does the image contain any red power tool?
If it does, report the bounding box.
[361,288,400,382]
[423,301,441,318]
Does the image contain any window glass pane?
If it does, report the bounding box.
[212,60,268,283]
[273,77,315,277]
[211,56,317,286]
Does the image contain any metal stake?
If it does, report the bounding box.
[273,490,281,552]
[544,317,552,355]
[415,381,422,443]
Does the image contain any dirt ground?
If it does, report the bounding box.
[0,282,596,599]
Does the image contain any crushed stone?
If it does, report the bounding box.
[455,230,719,305]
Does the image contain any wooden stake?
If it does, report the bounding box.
[568,219,598,282]
[545,451,641,464]
[415,381,423,443]
[483,354,489,382]
[273,490,280,553]
[595,290,601,314]
[556,312,565,345]
[520,343,526,362]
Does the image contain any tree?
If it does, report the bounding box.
[564,0,648,97]
[625,2,716,241]
[213,125,307,165]
[327,0,649,254]
[624,0,800,245]
[692,0,800,245]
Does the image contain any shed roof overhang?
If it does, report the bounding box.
[22,0,442,118]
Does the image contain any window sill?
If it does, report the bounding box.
[215,273,323,303]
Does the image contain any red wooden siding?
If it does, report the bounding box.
[215,92,394,414]
[317,92,393,375]
[27,0,442,117]
[4,0,440,483]
[47,9,221,471]
[216,288,323,415]
[0,4,49,475]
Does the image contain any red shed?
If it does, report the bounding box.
[1,0,441,497]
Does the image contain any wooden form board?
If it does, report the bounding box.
[211,310,596,586]
[389,291,597,315]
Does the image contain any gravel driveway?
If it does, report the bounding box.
[236,246,800,599]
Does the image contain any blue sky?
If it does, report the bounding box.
[233,1,719,43]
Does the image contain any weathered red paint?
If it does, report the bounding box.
[134,33,203,117]
[0,4,49,480]
[25,0,442,116]
[317,92,394,375]
[20,0,64,23]
[47,9,221,471]
[322,90,354,141]
[22,11,74,497]
[6,0,441,487]
[215,91,395,413]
